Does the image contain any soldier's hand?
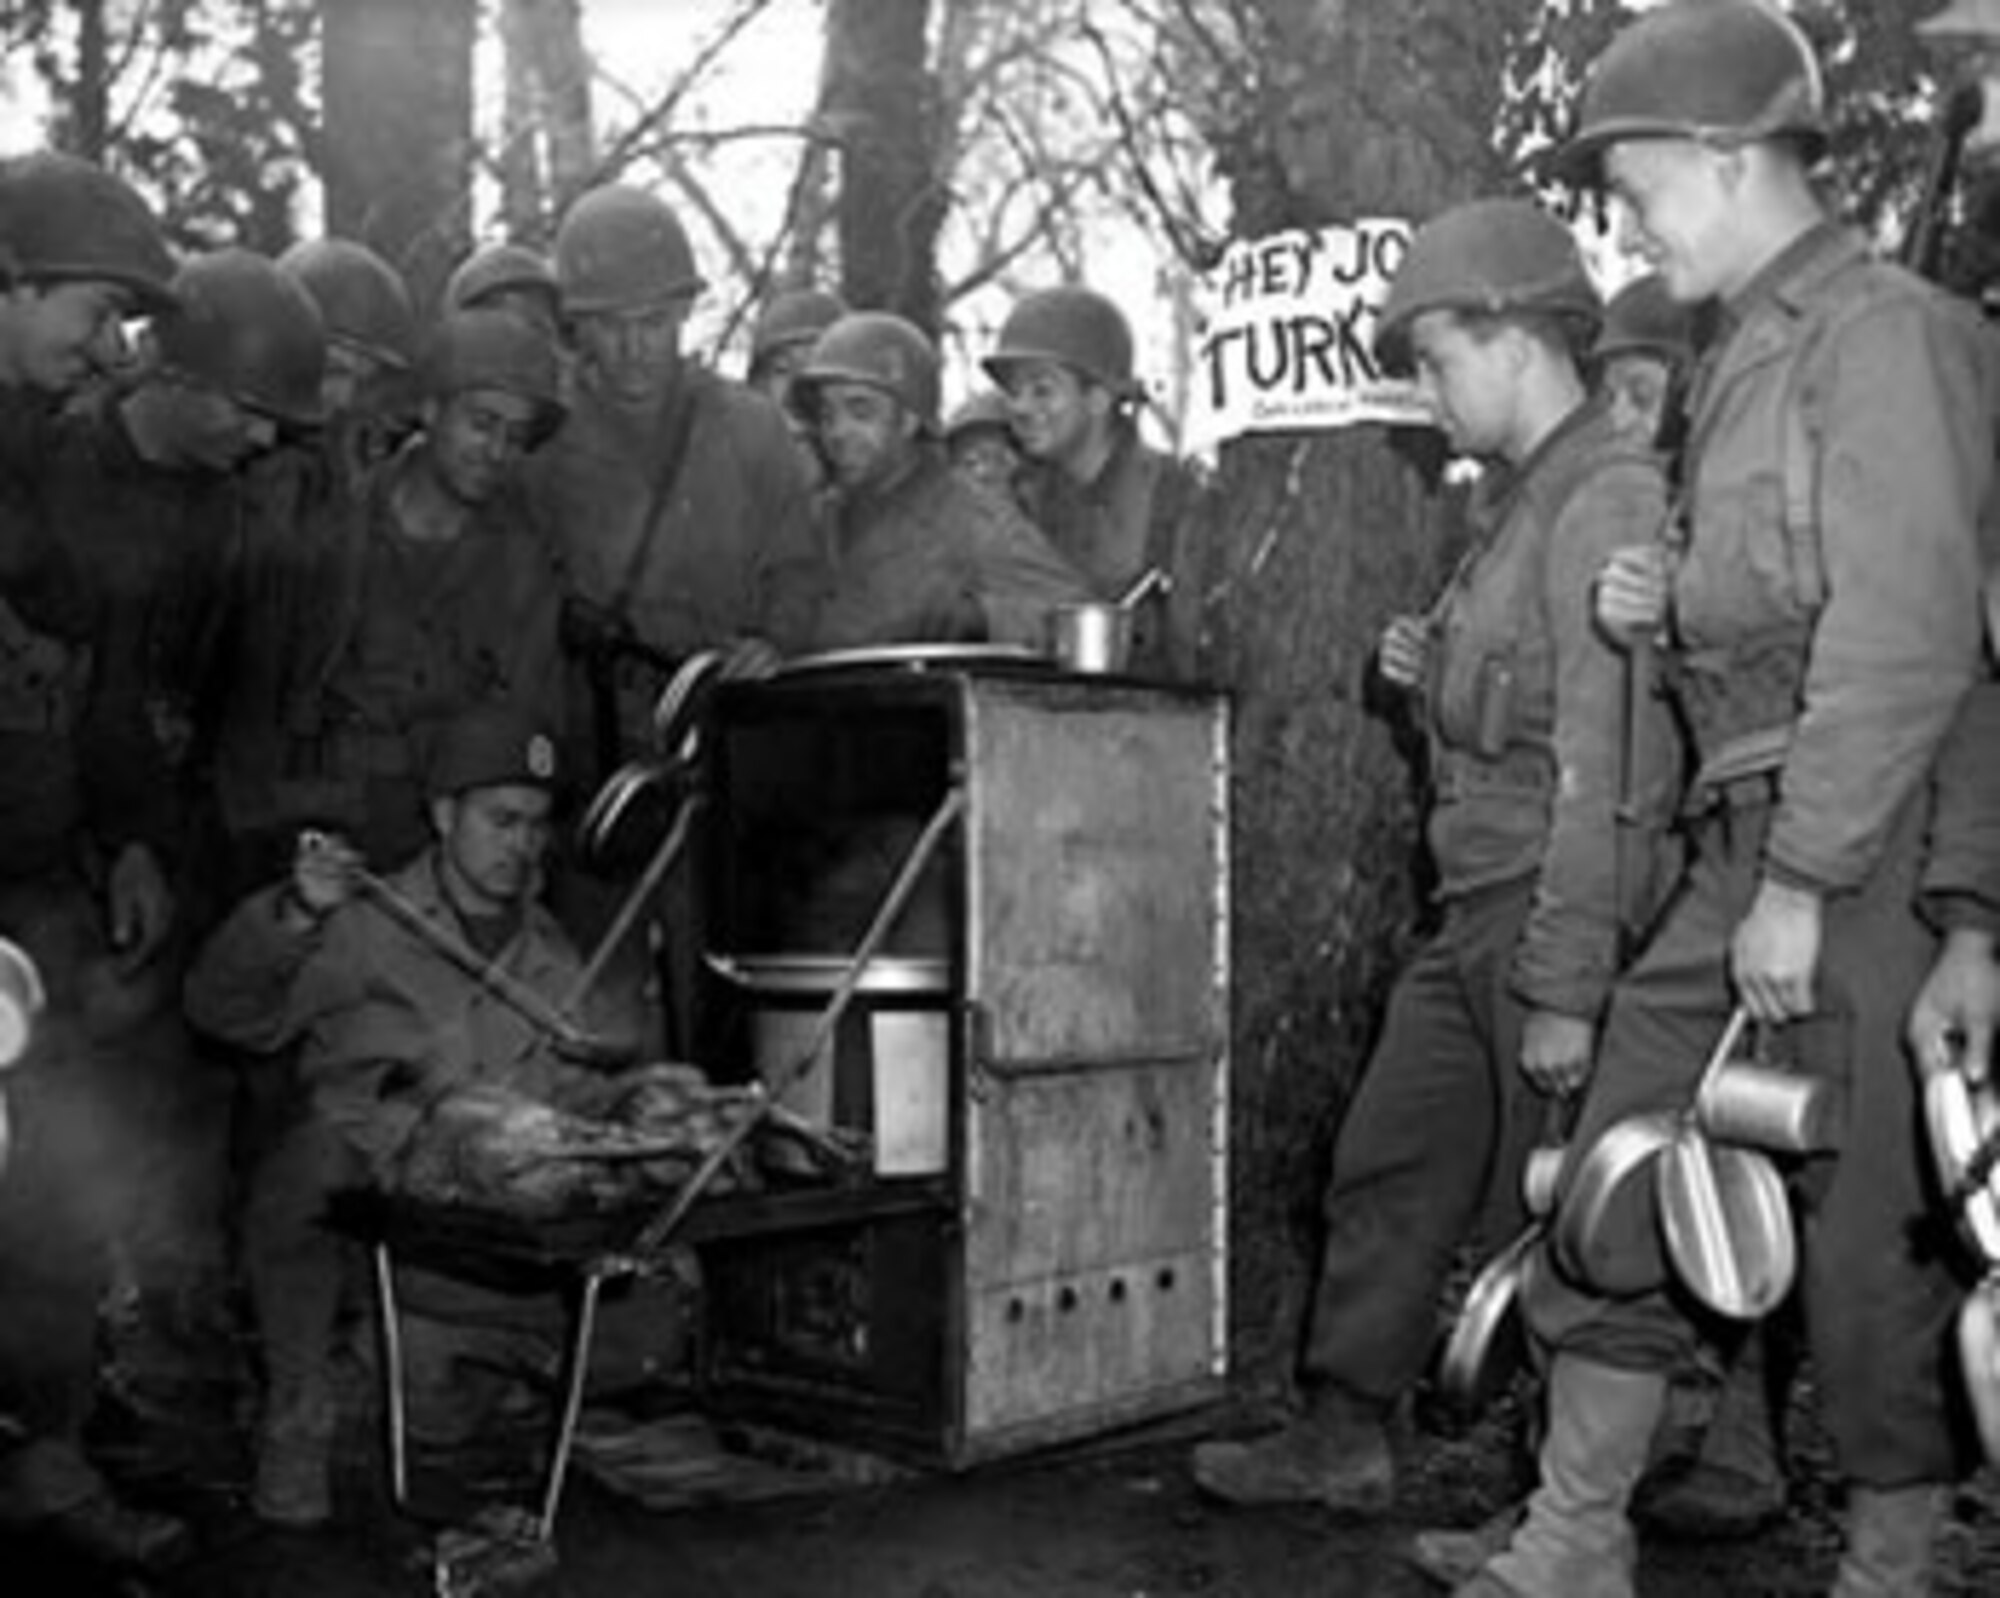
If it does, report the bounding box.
[1377,615,1431,691]
[1519,1008,1596,1098]
[289,829,362,924]
[1594,544,1672,647]
[1908,927,2000,1085]
[106,842,175,971]
[1732,879,1822,1024]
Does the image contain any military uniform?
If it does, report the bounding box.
[217,453,567,872]
[810,442,1090,650]
[1528,226,2000,1483]
[525,366,824,743]
[186,709,625,1524]
[1299,396,1678,1410]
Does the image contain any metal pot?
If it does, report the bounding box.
[1552,1111,1679,1296]
[1924,1067,2000,1267]
[1438,1223,1539,1414]
[1696,1060,1843,1156]
[1656,1126,1796,1320]
[1046,603,1132,675]
[1958,1275,2000,1465]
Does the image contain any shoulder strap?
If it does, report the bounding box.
[607,378,705,622]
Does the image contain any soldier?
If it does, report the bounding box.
[277,236,418,475]
[443,242,562,341]
[210,308,569,880]
[186,702,637,1528]
[746,284,848,487]
[943,389,1027,504]
[1451,6,2000,1596]
[1190,200,1680,1526]
[745,284,847,414]
[1590,272,1699,448]
[50,249,325,903]
[524,183,824,783]
[984,285,1202,676]
[790,310,1089,648]
[0,149,193,1573]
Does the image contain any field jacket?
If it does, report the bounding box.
[1424,396,1679,1018]
[1667,223,2000,892]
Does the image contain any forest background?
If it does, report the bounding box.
[0,0,1972,1385]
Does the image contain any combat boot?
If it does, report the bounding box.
[1407,1501,1523,1588]
[1450,1354,1666,1598]
[1828,1484,1945,1598]
[1633,1331,1786,1540]
[1189,1389,1393,1515]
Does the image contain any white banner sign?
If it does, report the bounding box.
[1186,220,1431,451]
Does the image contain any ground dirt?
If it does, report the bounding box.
[11,1367,2000,1598]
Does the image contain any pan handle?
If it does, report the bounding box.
[1691,1005,1752,1112]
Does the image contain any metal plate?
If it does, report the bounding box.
[1438,1223,1538,1414]
[1552,1110,1679,1296]
[1657,1128,1796,1320]
[1925,1069,2000,1267]
[1959,1279,2000,1465]
[774,643,1052,676]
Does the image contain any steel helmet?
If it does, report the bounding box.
[1374,198,1601,373]
[278,237,416,373]
[554,184,705,316]
[154,248,326,427]
[444,242,559,320]
[793,311,942,433]
[417,308,566,447]
[748,286,848,378]
[944,389,1015,445]
[0,151,175,313]
[1552,0,1828,188]
[1593,273,1698,370]
[982,285,1138,398]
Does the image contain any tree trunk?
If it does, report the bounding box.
[319,0,476,307]
[1202,0,1536,1387]
[821,0,945,333]
[69,0,110,161]
[498,0,546,241]
[499,0,595,236]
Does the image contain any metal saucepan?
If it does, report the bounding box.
[1438,1223,1539,1414]
[1046,567,1171,675]
[1656,1124,1797,1320]
[1690,1003,1838,1158]
[1697,1059,1843,1156]
[1551,1109,1680,1297]
[1958,1274,2000,1465]
[1925,1065,2000,1268]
